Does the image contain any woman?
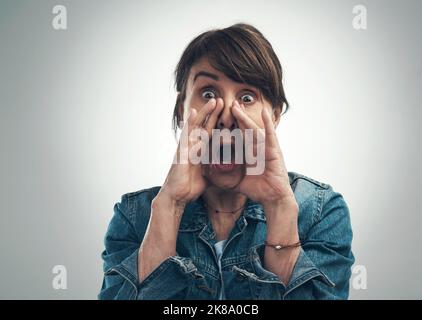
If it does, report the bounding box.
[99,23,354,300]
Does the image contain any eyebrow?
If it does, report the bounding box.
[193,71,219,83]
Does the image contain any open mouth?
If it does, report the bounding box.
[210,143,239,172]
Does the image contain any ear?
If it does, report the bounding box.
[272,104,282,128]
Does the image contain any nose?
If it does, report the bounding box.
[216,98,237,131]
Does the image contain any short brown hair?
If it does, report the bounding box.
[173,23,289,132]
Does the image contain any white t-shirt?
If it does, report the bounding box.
[214,239,227,300]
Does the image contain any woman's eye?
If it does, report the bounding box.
[202,90,216,100]
[240,93,255,104]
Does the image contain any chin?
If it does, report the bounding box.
[204,164,244,190]
[210,177,242,190]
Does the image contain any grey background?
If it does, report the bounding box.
[0,0,421,299]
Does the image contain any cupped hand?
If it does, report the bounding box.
[231,101,296,208]
[160,98,224,204]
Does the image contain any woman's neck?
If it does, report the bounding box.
[202,187,247,241]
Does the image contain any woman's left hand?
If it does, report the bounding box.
[231,101,298,213]
[232,102,300,285]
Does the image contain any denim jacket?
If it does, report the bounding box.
[99,171,354,300]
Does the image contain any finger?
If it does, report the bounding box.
[186,108,198,127]
[193,98,217,127]
[178,109,197,150]
[239,102,247,113]
[262,107,279,148]
[232,101,261,144]
[231,100,259,130]
[205,98,224,134]
[178,108,198,157]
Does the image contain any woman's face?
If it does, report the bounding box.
[182,57,280,190]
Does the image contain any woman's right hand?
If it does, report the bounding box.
[159,98,224,204]
[139,98,223,282]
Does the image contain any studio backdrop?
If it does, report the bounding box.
[0,0,421,299]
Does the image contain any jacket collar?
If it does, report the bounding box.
[178,173,297,231]
[179,196,266,232]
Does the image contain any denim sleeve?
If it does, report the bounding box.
[286,190,355,299]
[253,189,355,300]
[98,194,201,300]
